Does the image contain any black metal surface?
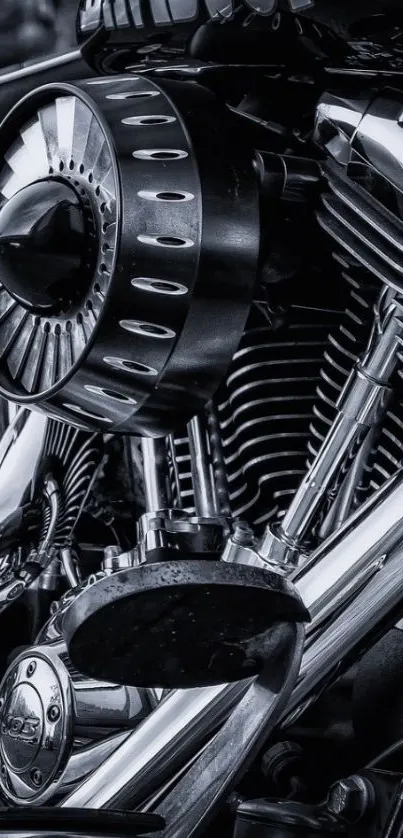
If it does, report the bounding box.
[233,799,340,838]
[0,179,94,313]
[0,807,164,836]
[0,53,96,126]
[0,75,258,435]
[64,560,309,688]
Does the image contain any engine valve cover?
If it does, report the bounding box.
[0,76,259,435]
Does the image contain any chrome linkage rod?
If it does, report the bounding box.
[259,286,403,566]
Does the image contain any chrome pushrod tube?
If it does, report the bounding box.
[259,288,403,565]
[292,465,403,624]
[141,437,171,512]
[61,466,403,812]
[187,414,219,518]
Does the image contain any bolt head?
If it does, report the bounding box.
[26,661,36,677]
[47,704,60,722]
[327,776,372,823]
[30,768,42,787]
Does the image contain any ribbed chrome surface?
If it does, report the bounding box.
[218,312,337,528]
[39,421,103,547]
[317,162,403,294]
[171,308,339,528]
[0,93,117,398]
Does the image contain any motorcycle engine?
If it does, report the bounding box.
[3,3,403,825]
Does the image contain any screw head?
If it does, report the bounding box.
[0,763,6,778]
[47,704,60,723]
[327,775,373,823]
[26,662,36,678]
[30,768,42,787]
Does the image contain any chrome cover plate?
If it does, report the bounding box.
[0,647,72,805]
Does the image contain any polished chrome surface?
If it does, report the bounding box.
[318,427,376,538]
[0,415,60,613]
[139,428,227,559]
[187,414,219,518]
[259,287,403,566]
[292,466,403,623]
[60,681,248,809]
[0,645,73,805]
[155,624,305,838]
[137,508,228,561]
[61,461,403,811]
[0,50,81,86]
[60,547,80,589]
[141,437,171,513]
[0,408,47,524]
[285,538,403,725]
[101,545,140,573]
[0,639,152,806]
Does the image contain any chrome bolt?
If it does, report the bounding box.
[30,768,42,787]
[327,775,374,823]
[232,521,255,547]
[47,704,60,722]
[26,662,36,677]
[6,582,24,601]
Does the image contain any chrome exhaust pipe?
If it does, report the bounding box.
[61,464,403,813]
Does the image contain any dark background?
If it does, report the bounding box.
[0,0,77,69]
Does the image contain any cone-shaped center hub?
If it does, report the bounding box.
[0,179,91,313]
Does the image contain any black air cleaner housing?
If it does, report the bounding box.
[0,75,259,435]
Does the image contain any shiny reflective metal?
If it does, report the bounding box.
[259,286,403,566]
[0,641,153,806]
[0,461,59,614]
[0,49,81,86]
[62,464,403,815]
[140,421,229,559]
[102,545,141,573]
[60,547,81,589]
[0,408,47,524]
[187,414,219,518]
[141,437,172,513]
[62,678,253,809]
[137,508,229,561]
[36,571,109,645]
[318,427,376,539]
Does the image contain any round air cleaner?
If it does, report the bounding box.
[0,75,259,435]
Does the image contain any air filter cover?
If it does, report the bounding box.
[0,75,259,435]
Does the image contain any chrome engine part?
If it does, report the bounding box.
[0,75,259,436]
[55,76,403,833]
[0,409,103,617]
[0,641,152,805]
[4,12,403,830]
